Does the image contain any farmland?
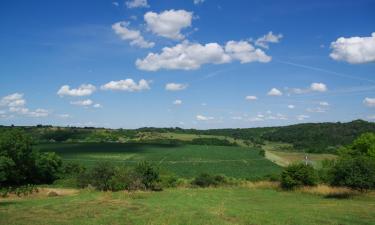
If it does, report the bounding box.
[37,142,281,179]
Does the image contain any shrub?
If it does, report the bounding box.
[330,156,375,191]
[134,161,161,191]
[88,162,116,191]
[281,163,318,190]
[259,149,266,157]
[191,173,228,187]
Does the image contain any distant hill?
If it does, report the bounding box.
[1,119,375,153]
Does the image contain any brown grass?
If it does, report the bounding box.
[0,188,79,200]
[296,185,356,196]
[241,181,280,189]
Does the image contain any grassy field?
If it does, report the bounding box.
[37,143,281,179]
[263,142,337,168]
[1,186,375,225]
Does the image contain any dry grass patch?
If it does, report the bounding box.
[241,181,280,189]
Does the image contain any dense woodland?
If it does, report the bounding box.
[1,119,375,153]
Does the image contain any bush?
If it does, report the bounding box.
[330,156,375,191]
[259,149,265,157]
[134,161,161,191]
[87,162,116,191]
[281,163,318,190]
[191,173,228,187]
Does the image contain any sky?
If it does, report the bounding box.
[0,0,375,129]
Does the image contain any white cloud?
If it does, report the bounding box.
[57,84,96,97]
[136,41,230,71]
[173,99,182,105]
[290,82,328,94]
[196,114,214,121]
[93,103,102,108]
[1,93,49,118]
[367,115,375,120]
[136,40,271,71]
[297,115,309,121]
[70,99,94,107]
[112,2,119,7]
[255,31,283,49]
[288,104,295,109]
[330,32,375,64]
[0,93,25,107]
[310,82,327,92]
[319,101,329,106]
[144,10,193,40]
[364,97,375,107]
[112,21,155,48]
[58,114,70,118]
[267,88,283,96]
[101,79,151,92]
[245,95,257,101]
[28,109,49,117]
[193,0,205,4]
[225,40,271,63]
[165,83,188,91]
[126,0,149,8]
[306,107,326,113]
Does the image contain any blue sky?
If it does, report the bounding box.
[0,0,375,129]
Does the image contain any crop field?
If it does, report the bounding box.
[1,187,375,225]
[37,143,281,179]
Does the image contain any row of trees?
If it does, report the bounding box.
[281,133,375,190]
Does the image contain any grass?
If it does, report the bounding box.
[37,142,281,179]
[263,142,337,168]
[1,186,375,225]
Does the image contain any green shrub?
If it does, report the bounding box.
[191,173,228,187]
[281,163,318,190]
[259,149,266,157]
[88,162,115,191]
[134,161,161,191]
[330,156,375,191]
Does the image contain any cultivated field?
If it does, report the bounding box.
[1,186,375,225]
[38,143,281,179]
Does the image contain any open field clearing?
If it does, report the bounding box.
[263,142,337,168]
[38,143,281,179]
[1,186,375,225]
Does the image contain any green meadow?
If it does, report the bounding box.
[37,143,281,179]
[1,187,375,225]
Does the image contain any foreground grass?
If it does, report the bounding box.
[38,143,280,179]
[1,187,375,225]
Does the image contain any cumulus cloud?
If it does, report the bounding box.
[290,82,328,94]
[126,0,149,8]
[173,99,182,105]
[101,79,151,92]
[255,31,283,49]
[136,40,271,71]
[245,95,257,101]
[0,93,25,107]
[144,9,193,40]
[57,84,96,97]
[297,115,309,121]
[93,103,102,108]
[319,101,329,106]
[165,83,188,91]
[70,99,94,107]
[364,97,375,107]
[196,114,214,121]
[112,21,155,48]
[310,82,327,92]
[1,93,49,118]
[225,41,271,63]
[288,105,295,109]
[330,32,375,64]
[193,0,205,4]
[267,88,283,96]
